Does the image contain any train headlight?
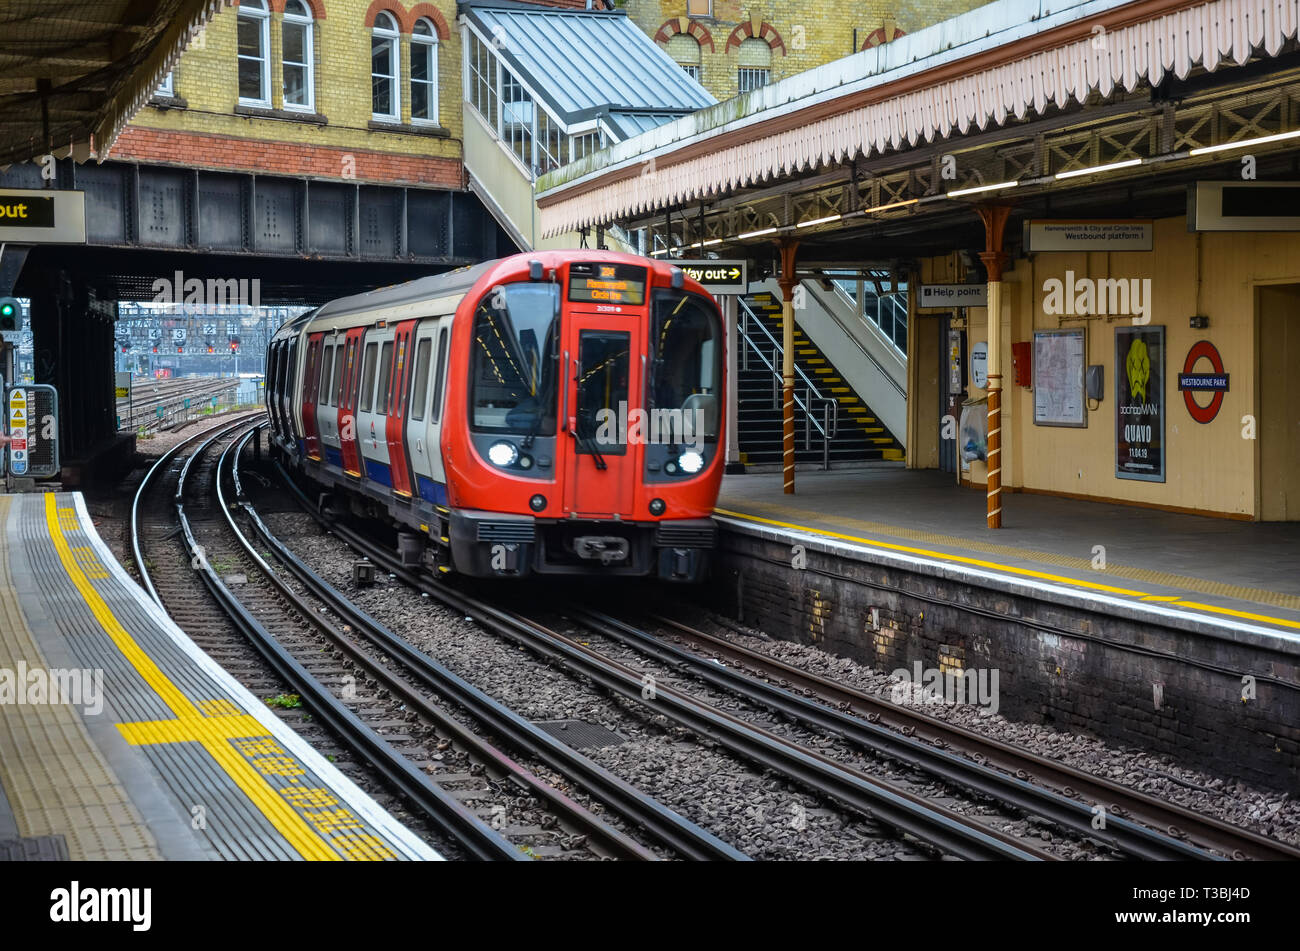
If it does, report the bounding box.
[529,494,547,512]
[677,450,704,474]
[488,441,519,467]
[649,498,666,516]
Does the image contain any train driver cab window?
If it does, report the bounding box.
[360,342,379,413]
[648,290,723,444]
[410,337,432,422]
[470,283,560,436]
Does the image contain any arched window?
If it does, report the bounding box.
[237,0,271,106]
[667,34,702,83]
[371,11,400,121]
[282,0,314,111]
[736,37,771,94]
[410,17,439,125]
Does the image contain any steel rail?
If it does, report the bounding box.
[571,608,1220,861]
[643,613,1300,863]
[280,480,1048,861]
[266,452,746,861]
[141,422,521,860]
[224,433,665,861]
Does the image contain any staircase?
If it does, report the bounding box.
[737,292,905,466]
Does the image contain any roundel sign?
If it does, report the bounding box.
[1177,340,1229,424]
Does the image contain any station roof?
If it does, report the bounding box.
[459,2,715,133]
[0,0,223,168]
[534,0,1298,248]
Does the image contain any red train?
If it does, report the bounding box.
[265,250,724,581]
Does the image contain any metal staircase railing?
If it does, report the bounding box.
[738,297,838,470]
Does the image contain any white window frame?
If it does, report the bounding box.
[156,71,174,97]
[410,18,439,126]
[371,11,401,122]
[237,0,272,107]
[281,0,315,113]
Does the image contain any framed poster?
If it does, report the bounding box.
[1033,329,1087,427]
[1115,325,1165,482]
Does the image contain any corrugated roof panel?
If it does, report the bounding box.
[464,4,714,126]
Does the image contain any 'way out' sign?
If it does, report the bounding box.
[0,188,87,243]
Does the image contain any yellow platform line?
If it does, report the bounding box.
[43,495,352,860]
[714,503,1300,631]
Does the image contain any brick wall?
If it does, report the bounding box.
[627,0,987,102]
[118,0,464,184]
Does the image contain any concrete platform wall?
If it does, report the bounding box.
[713,528,1300,792]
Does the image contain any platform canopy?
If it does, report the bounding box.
[535,0,1300,262]
[0,0,226,167]
[460,1,715,138]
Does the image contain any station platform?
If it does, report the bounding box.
[0,491,438,861]
[717,468,1300,642]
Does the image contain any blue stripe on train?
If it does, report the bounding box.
[418,476,448,506]
[324,447,343,468]
[365,459,393,487]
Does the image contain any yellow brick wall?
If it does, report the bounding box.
[127,1,462,167]
[626,0,989,102]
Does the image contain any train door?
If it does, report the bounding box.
[407,320,450,503]
[336,329,365,477]
[354,326,393,485]
[302,333,323,460]
[318,338,343,468]
[385,320,419,498]
[562,312,640,518]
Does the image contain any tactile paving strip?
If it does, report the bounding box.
[12,492,437,861]
[0,497,163,861]
[720,499,1300,613]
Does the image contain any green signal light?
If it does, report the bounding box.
[0,304,13,316]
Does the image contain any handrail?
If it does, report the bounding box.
[812,279,908,399]
[737,297,840,469]
[738,297,837,411]
[737,299,826,439]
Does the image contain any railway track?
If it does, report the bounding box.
[134,416,742,861]
[269,460,1061,861]
[611,612,1300,863]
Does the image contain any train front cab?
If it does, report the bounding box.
[444,255,723,582]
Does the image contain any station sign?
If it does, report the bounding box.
[0,188,87,244]
[4,385,59,479]
[1025,219,1153,252]
[673,260,748,293]
[1178,340,1229,424]
[918,284,987,308]
[115,371,131,400]
[8,387,28,476]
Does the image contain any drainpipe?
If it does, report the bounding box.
[976,205,1012,528]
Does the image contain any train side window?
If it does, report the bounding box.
[376,341,394,414]
[409,337,432,422]
[320,345,335,405]
[359,342,379,413]
[305,342,318,402]
[336,340,352,407]
[431,326,449,422]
